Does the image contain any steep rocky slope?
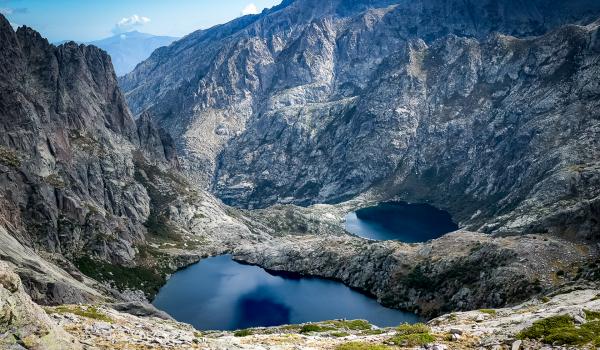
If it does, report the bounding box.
[0,14,196,304]
[121,0,600,239]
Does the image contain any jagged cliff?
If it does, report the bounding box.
[121,0,600,239]
[0,14,186,304]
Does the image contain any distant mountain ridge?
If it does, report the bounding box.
[89,31,179,76]
[56,31,179,76]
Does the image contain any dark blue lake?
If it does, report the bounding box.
[152,255,419,330]
[345,201,458,242]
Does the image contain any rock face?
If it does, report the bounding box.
[0,14,184,304]
[120,0,600,239]
[0,261,81,349]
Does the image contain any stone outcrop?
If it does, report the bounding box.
[0,261,81,349]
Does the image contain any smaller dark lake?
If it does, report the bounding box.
[152,255,419,331]
[345,201,458,242]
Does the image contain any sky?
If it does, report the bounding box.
[0,0,282,42]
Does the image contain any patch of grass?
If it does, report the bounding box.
[479,309,497,316]
[74,256,167,298]
[300,324,335,333]
[517,315,574,340]
[361,329,386,335]
[582,320,600,333]
[47,305,112,323]
[335,342,391,350]
[540,296,551,303]
[330,320,373,331]
[584,309,600,320]
[389,333,436,346]
[390,323,434,347]
[234,329,252,337]
[396,323,430,335]
[517,315,600,346]
[542,328,594,346]
[0,146,20,168]
[279,325,302,332]
[331,331,350,337]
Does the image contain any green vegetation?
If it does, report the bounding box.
[47,305,112,323]
[360,329,386,335]
[43,173,66,188]
[584,309,600,320]
[389,323,435,346]
[329,320,372,331]
[234,329,253,337]
[517,315,600,346]
[396,323,430,335]
[517,315,574,339]
[0,146,21,168]
[74,256,167,298]
[331,331,350,337]
[300,324,335,333]
[540,296,551,303]
[389,333,436,346]
[479,309,497,316]
[335,342,391,350]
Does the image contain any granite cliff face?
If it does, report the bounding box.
[121,0,600,239]
[0,15,186,304]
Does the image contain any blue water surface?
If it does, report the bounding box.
[345,201,458,242]
[153,255,419,330]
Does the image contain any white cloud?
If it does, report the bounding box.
[112,14,150,34]
[241,3,260,16]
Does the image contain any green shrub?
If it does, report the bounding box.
[331,332,350,337]
[582,321,600,333]
[300,324,334,333]
[330,320,372,331]
[234,329,252,337]
[396,323,430,335]
[335,342,391,350]
[389,333,435,346]
[361,329,386,335]
[517,315,599,345]
[584,309,600,320]
[0,146,20,168]
[516,315,574,339]
[543,328,594,346]
[479,309,497,316]
[74,256,166,298]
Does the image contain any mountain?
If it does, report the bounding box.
[88,31,178,76]
[120,0,600,239]
[2,4,600,349]
[0,15,186,304]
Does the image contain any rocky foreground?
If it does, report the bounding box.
[2,260,599,349]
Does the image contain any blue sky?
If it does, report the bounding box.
[1,0,282,42]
